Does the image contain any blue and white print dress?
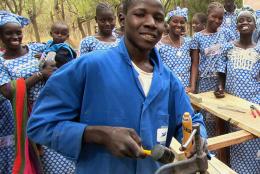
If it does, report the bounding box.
[0,95,14,174]
[221,43,260,174]
[191,29,235,139]
[157,37,192,88]
[79,36,119,55]
[0,44,75,174]
[191,28,235,93]
[221,11,239,39]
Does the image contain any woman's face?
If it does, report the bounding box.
[0,23,23,49]
[237,13,256,35]
[169,16,186,36]
[96,9,116,36]
[192,17,205,33]
[207,8,224,31]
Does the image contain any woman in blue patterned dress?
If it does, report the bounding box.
[80,2,119,55]
[190,2,236,140]
[0,11,75,174]
[158,7,192,91]
[216,7,260,173]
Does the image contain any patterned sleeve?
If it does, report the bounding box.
[224,28,236,42]
[255,44,260,54]
[28,42,46,53]
[190,33,199,49]
[217,42,234,73]
[79,37,92,55]
[0,58,11,86]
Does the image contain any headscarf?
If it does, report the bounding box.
[44,42,77,61]
[235,6,256,22]
[0,11,30,27]
[165,7,188,23]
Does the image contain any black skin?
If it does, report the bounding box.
[84,0,165,159]
[192,16,206,33]
[224,0,236,13]
[50,23,69,44]
[161,16,194,93]
[0,22,56,100]
[115,3,125,37]
[215,13,256,98]
[95,8,117,42]
[191,7,224,94]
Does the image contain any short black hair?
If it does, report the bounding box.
[96,2,114,17]
[122,0,163,15]
[193,13,207,25]
[207,2,224,15]
[50,21,69,32]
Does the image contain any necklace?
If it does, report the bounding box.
[168,35,182,48]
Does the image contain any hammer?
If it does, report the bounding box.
[155,124,208,174]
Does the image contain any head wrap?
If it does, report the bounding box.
[165,7,188,23]
[44,42,77,61]
[235,6,256,22]
[0,10,30,27]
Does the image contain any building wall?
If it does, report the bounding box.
[243,0,260,10]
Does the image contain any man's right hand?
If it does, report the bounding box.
[84,126,146,158]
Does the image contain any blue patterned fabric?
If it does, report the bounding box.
[221,43,260,104]
[0,100,14,174]
[0,10,30,27]
[28,42,46,53]
[0,45,75,173]
[79,36,119,55]
[40,146,75,174]
[157,37,192,88]
[220,43,260,173]
[229,126,260,174]
[165,6,188,22]
[221,11,239,39]
[0,47,44,104]
[191,28,236,92]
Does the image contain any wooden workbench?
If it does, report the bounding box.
[170,138,237,174]
[188,92,260,137]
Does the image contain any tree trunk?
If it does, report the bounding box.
[61,0,65,21]
[77,17,86,38]
[31,17,41,42]
[86,21,92,36]
[28,0,40,42]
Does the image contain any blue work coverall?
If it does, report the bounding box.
[27,39,207,174]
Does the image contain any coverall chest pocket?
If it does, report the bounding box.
[156,114,169,145]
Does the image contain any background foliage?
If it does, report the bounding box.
[0,0,243,46]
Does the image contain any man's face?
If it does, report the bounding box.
[224,0,235,12]
[124,0,165,51]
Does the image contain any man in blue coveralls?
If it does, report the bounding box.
[27,0,207,173]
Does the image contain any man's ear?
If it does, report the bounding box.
[120,13,126,28]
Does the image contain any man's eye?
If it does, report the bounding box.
[135,13,145,17]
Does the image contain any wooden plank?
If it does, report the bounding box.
[208,157,237,174]
[170,138,237,174]
[170,138,185,161]
[208,130,255,151]
[188,92,260,137]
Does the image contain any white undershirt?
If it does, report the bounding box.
[132,62,153,96]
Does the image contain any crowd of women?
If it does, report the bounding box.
[0,0,259,173]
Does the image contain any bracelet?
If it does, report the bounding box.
[36,72,44,80]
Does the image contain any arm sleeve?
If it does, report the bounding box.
[28,42,46,53]
[27,58,88,160]
[190,33,199,50]
[79,37,91,55]
[170,74,207,143]
[0,58,11,86]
